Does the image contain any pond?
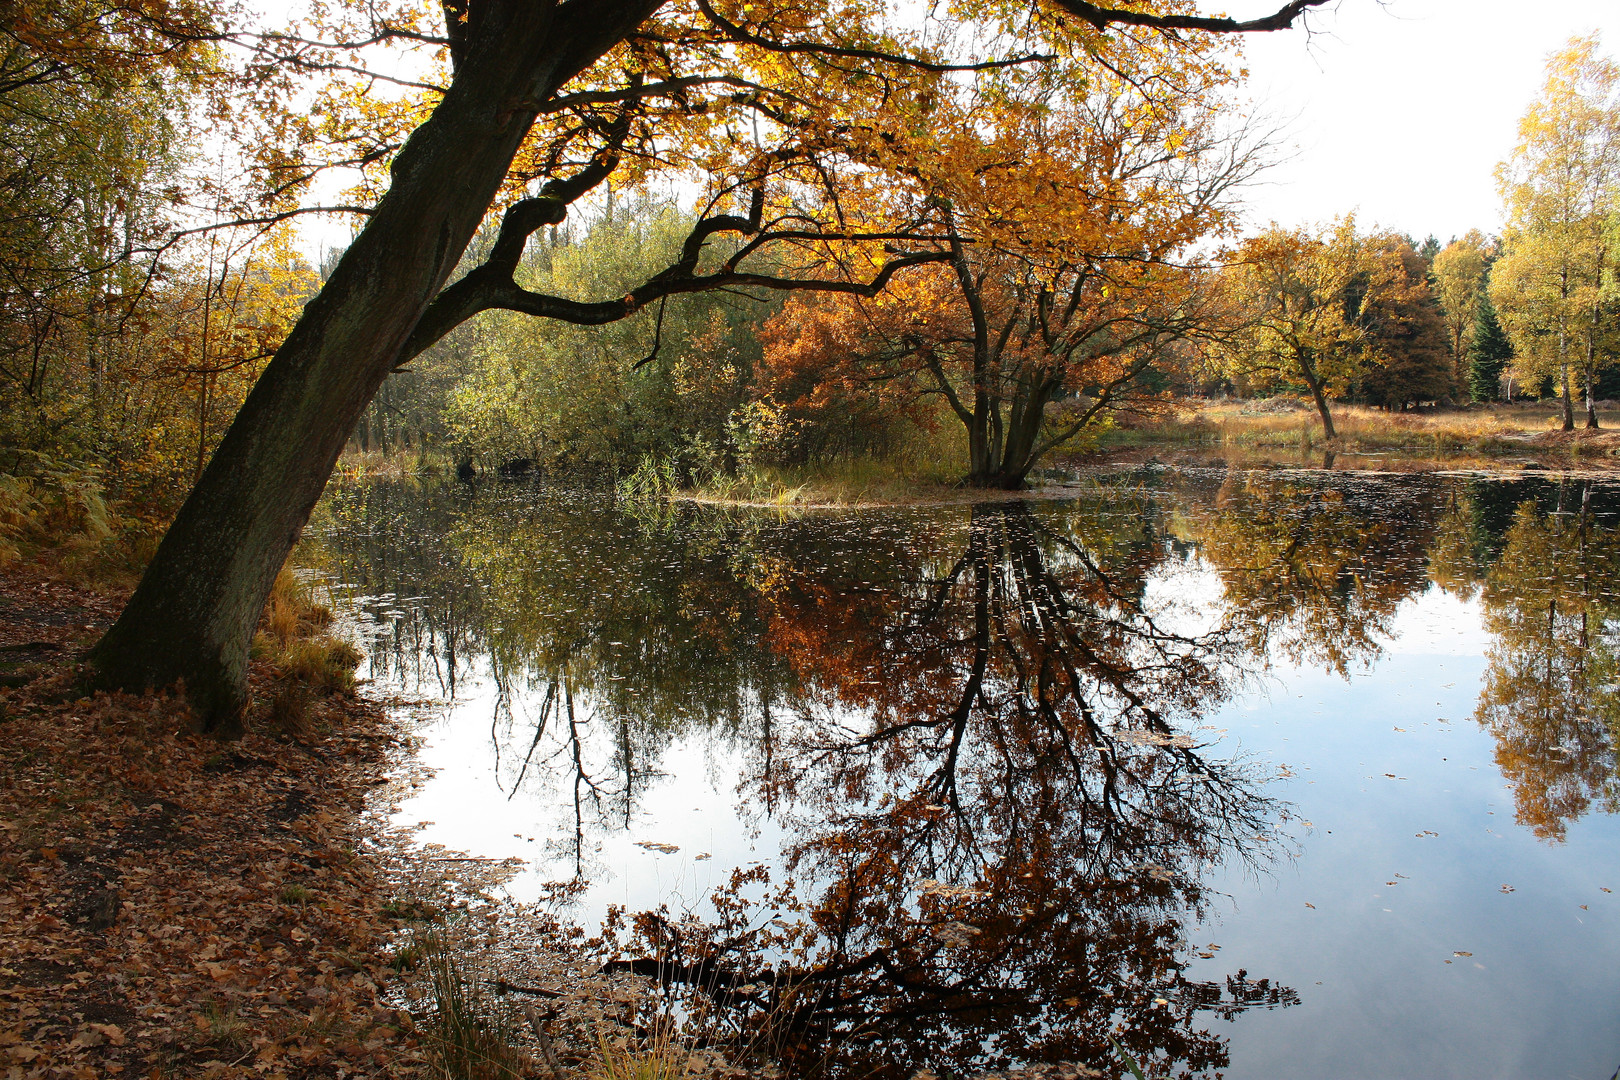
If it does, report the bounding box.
[309,466,1620,1080]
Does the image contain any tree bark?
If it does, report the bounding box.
[90,0,661,731]
[1584,330,1600,430]
[1558,266,1574,431]
[1560,359,1575,431]
[1294,349,1337,441]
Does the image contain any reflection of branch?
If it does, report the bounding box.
[508,680,560,797]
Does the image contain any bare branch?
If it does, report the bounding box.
[1045,0,1330,34]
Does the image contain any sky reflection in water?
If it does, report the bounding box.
[309,468,1620,1080]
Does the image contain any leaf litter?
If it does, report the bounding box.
[0,570,654,1079]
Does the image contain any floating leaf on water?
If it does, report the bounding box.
[917,878,985,900]
[930,921,982,947]
[634,841,680,854]
[1117,729,1197,748]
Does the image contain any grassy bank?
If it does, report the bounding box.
[629,398,1620,511]
[620,425,975,508]
[333,446,449,482]
[1103,399,1620,459]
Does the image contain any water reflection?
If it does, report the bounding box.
[1467,490,1620,840]
[309,469,1620,1077]
[637,502,1287,1078]
[1181,473,1440,677]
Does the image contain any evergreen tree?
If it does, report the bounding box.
[1468,290,1514,402]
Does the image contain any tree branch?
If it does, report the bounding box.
[694,0,1053,73]
[1045,0,1330,34]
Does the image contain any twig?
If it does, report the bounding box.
[523,1003,568,1079]
[492,978,563,998]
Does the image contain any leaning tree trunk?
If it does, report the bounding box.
[91,0,659,731]
[1294,350,1337,441]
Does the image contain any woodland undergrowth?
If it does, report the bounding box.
[0,565,438,1078]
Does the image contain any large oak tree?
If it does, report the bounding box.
[757,48,1260,489]
[78,0,1331,730]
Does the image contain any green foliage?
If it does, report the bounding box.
[0,448,163,586]
[410,931,530,1080]
[615,454,679,501]
[439,199,772,472]
[1469,289,1514,402]
[0,452,111,567]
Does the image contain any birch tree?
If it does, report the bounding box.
[1493,35,1620,430]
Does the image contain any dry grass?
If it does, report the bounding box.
[335,447,443,480]
[1110,399,1620,458]
[587,1025,691,1080]
[253,567,363,734]
[411,931,532,1080]
[679,425,976,507]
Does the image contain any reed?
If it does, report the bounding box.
[410,931,531,1080]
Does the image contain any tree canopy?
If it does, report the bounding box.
[1493,34,1620,430]
[39,0,1328,728]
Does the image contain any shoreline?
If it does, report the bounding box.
[0,566,672,1079]
[664,441,1620,511]
[0,568,437,1078]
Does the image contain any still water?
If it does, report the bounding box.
[310,467,1620,1080]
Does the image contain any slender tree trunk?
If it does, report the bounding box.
[1591,249,1606,431]
[90,1,659,730]
[1585,362,1599,430]
[1560,358,1575,431]
[1558,267,1574,431]
[1295,349,1337,441]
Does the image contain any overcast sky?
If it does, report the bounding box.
[290,1,1620,256]
[1234,0,1620,241]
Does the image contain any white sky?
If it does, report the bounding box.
[287,0,1620,255]
[1235,0,1620,241]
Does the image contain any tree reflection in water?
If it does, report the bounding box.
[1465,485,1620,840]
[308,471,1620,1076]
[605,502,1288,1080]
